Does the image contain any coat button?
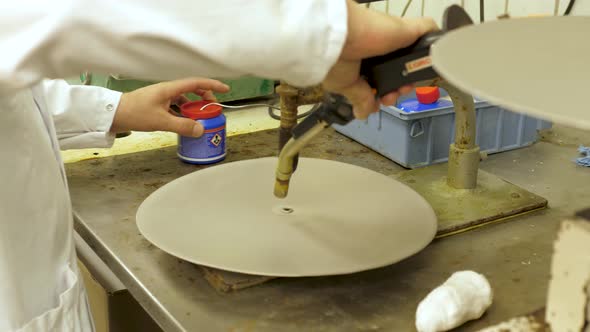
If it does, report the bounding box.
[105,104,114,112]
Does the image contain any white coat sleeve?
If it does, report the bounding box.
[0,0,347,92]
[38,79,121,150]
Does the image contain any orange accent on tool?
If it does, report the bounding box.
[416,87,440,104]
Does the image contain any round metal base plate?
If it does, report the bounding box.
[137,157,437,277]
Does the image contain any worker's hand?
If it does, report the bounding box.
[110,78,230,137]
[323,0,438,119]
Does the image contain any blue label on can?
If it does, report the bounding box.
[178,126,226,163]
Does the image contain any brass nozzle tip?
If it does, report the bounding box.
[273,179,290,198]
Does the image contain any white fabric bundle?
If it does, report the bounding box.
[416,271,493,332]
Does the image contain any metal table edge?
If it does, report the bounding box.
[73,211,186,332]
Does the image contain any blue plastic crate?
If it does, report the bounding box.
[333,90,552,169]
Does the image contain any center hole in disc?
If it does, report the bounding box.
[281,207,294,214]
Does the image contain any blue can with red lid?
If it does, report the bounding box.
[177,100,226,164]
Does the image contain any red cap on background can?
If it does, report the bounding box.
[416,87,440,104]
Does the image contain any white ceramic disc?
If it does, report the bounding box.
[432,16,590,130]
[137,157,437,277]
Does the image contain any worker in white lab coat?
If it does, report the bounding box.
[0,1,436,331]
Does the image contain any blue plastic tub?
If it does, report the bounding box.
[333,90,551,169]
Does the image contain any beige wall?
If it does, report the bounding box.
[366,0,589,26]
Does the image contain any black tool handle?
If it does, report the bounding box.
[291,94,354,139]
[360,30,444,97]
[293,30,443,136]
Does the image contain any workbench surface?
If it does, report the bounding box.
[66,126,590,331]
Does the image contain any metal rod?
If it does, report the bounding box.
[447,89,476,150]
[564,0,576,15]
[479,0,485,22]
[297,85,324,105]
[276,82,301,170]
[274,122,327,198]
[421,0,425,17]
[276,83,324,172]
[437,80,480,189]
[401,0,413,17]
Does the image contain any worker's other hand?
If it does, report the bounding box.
[110,78,230,137]
[323,0,438,119]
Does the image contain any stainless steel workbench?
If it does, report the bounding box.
[66,126,590,331]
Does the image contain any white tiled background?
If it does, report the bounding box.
[367,0,588,25]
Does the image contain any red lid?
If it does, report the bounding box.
[415,87,440,104]
[180,101,222,120]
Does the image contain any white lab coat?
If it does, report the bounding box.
[0,1,347,331]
